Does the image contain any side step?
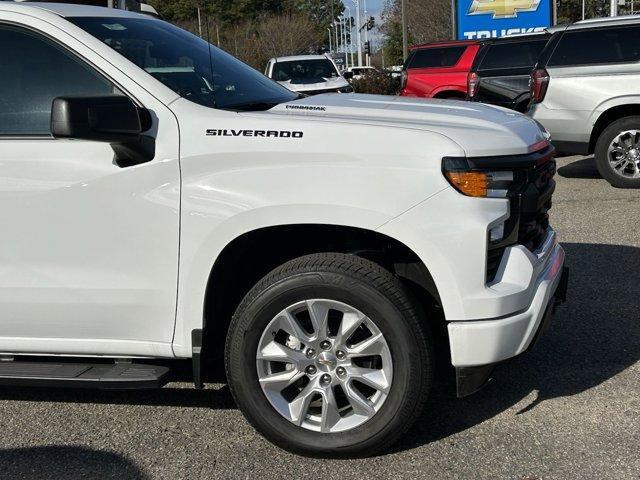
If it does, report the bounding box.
[0,361,170,390]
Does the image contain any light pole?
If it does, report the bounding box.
[401,0,408,61]
[352,0,363,67]
[328,27,333,53]
[363,0,369,66]
[346,6,355,68]
[611,0,618,16]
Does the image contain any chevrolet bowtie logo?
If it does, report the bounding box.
[468,0,542,19]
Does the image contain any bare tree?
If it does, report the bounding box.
[382,0,451,46]
[177,12,325,70]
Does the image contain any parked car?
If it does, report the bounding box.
[265,54,353,95]
[467,33,551,112]
[345,65,377,80]
[528,15,640,188]
[0,2,567,456]
[400,40,481,99]
[387,65,403,79]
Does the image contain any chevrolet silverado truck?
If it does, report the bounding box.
[0,3,568,456]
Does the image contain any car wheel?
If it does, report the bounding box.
[225,253,433,457]
[595,116,640,188]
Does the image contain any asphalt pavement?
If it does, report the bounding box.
[0,155,638,480]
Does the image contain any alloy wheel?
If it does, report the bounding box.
[256,299,393,433]
[608,130,640,179]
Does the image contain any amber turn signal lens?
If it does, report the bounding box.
[444,171,488,197]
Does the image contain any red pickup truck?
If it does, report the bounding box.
[400,40,481,99]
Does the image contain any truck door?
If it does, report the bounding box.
[0,21,180,357]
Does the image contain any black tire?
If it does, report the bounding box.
[594,116,640,188]
[225,253,433,457]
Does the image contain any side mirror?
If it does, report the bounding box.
[51,95,155,167]
[343,71,354,80]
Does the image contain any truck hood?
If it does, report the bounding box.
[268,93,548,156]
[278,76,350,93]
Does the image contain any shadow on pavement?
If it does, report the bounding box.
[0,382,235,410]
[396,242,640,451]
[557,157,601,179]
[0,446,148,479]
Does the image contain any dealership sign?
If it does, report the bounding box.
[456,0,553,40]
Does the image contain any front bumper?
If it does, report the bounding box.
[449,233,568,396]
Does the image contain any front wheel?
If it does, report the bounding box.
[225,253,433,457]
[594,116,640,188]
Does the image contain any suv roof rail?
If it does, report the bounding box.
[574,13,640,25]
[410,39,478,50]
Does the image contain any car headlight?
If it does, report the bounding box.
[338,86,354,93]
[442,157,515,198]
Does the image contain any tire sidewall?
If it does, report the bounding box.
[226,269,430,455]
[595,116,640,188]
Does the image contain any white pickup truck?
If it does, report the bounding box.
[0,3,568,456]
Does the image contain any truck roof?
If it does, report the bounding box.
[270,55,332,63]
[0,1,145,18]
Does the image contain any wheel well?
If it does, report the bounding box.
[589,104,640,154]
[434,90,466,99]
[202,225,442,371]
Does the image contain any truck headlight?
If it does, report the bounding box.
[442,157,514,198]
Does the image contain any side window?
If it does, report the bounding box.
[0,25,119,136]
[548,25,640,67]
[407,46,466,69]
[479,39,549,70]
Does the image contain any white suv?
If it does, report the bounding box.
[0,3,567,456]
[265,54,353,95]
[528,16,640,188]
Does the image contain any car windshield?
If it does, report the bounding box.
[272,59,339,84]
[69,16,298,111]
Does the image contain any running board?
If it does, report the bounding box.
[0,361,170,389]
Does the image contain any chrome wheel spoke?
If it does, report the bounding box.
[344,381,376,417]
[336,311,364,345]
[349,332,386,356]
[306,300,330,338]
[320,386,342,432]
[257,340,307,366]
[272,309,311,343]
[348,366,391,394]
[612,158,628,171]
[288,383,316,425]
[259,369,305,393]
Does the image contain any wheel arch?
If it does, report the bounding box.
[589,102,640,154]
[433,87,467,99]
[199,224,443,375]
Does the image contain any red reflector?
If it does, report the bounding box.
[467,72,479,98]
[528,139,550,153]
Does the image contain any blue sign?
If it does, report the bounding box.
[456,0,553,40]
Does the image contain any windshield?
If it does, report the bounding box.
[69,17,298,111]
[272,59,340,84]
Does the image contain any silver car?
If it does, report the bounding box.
[527,15,640,188]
